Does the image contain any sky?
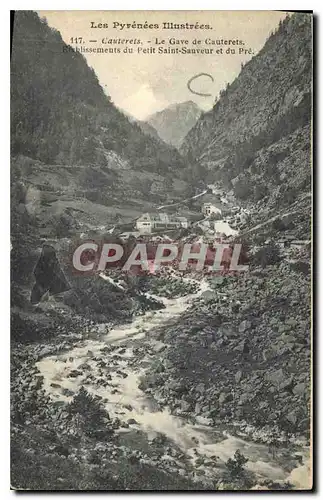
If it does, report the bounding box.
[38,10,287,120]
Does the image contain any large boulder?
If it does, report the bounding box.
[235,370,243,383]
[293,382,307,396]
[218,392,233,404]
[265,368,286,387]
[238,320,252,333]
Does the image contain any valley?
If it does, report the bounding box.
[10,10,312,492]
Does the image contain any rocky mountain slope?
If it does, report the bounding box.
[136,120,163,142]
[10,11,191,305]
[142,12,313,442]
[181,13,312,231]
[142,254,311,438]
[11,12,188,205]
[147,101,202,149]
[10,11,191,349]
[124,113,163,143]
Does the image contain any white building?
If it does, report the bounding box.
[136,213,152,233]
[202,203,222,217]
[136,213,188,234]
[176,217,188,229]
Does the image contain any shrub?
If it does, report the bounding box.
[281,187,297,205]
[272,216,295,231]
[68,387,111,437]
[225,450,248,478]
[233,180,252,200]
[149,276,199,298]
[272,217,286,231]
[50,212,75,238]
[252,243,281,268]
[253,183,268,201]
[222,450,255,489]
[289,260,310,276]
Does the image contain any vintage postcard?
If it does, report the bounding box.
[11,10,312,491]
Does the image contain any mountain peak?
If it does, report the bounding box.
[147,101,202,148]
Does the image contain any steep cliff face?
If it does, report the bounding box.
[135,120,163,142]
[147,101,202,148]
[125,117,164,143]
[10,11,191,311]
[181,13,312,216]
[11,10,193,246]
[143,15,312,442]
[11,11,186,178]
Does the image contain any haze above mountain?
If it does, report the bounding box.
[147,101,202,149]
[39,11,287,121]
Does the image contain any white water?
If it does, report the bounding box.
[36,231,310,489]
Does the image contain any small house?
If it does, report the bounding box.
[202,202,222,217]
[136,213,153,233]
[176,217,188,229]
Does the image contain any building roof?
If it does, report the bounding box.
[137,213,151,222]
[138,213,187,223]
[150,213,169,222]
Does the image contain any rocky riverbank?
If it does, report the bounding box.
[142,265,310,435]
[11,280,208,490]
[11,267,311,490]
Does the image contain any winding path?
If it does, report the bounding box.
[157,189,208,211]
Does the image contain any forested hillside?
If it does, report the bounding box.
[11,11,186,175]
[10,11,190,334]
[181,13,312,220]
